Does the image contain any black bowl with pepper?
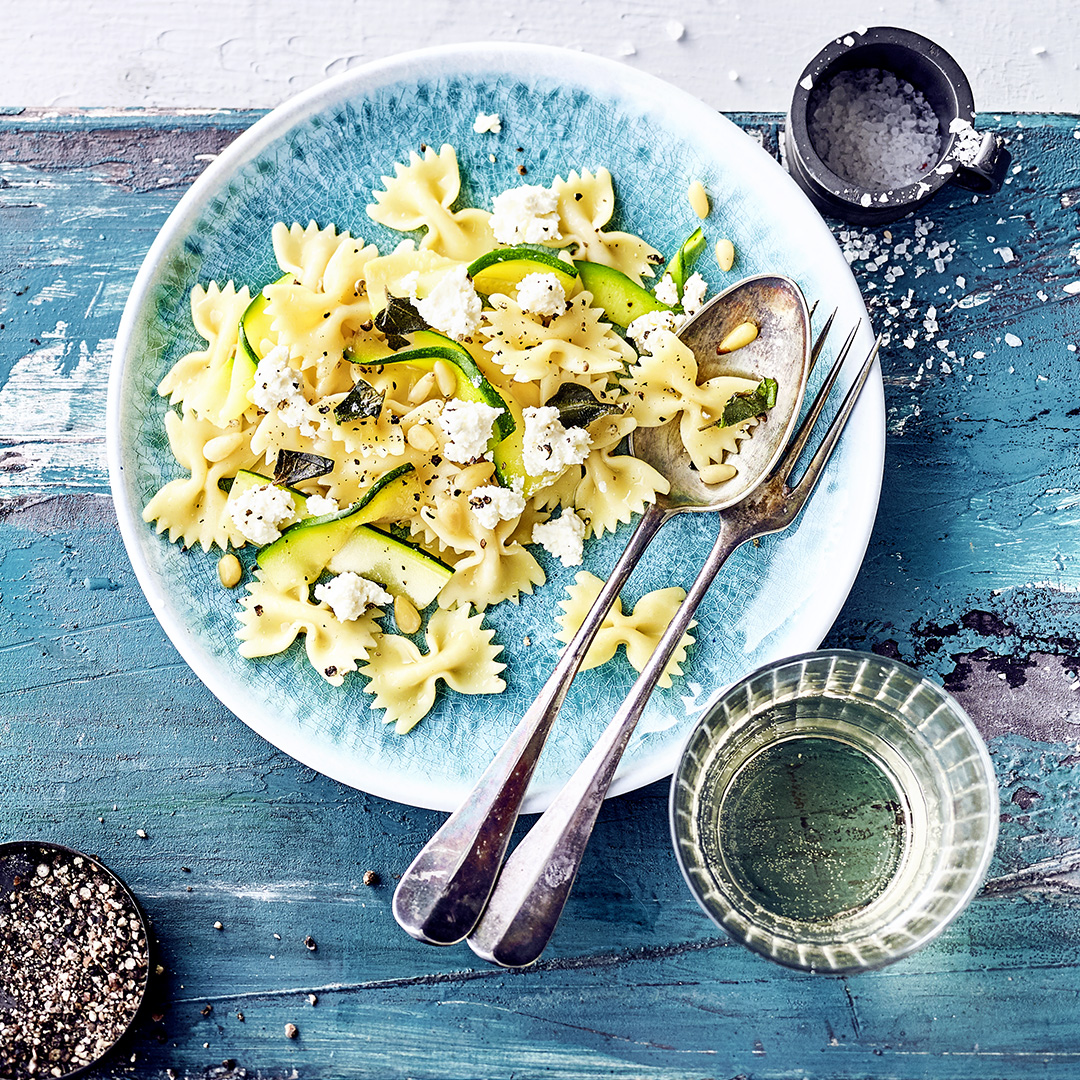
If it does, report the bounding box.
[0,841,152,1079]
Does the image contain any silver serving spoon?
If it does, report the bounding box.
[392,274,812,947]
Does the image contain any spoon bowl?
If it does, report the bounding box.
[631,274,811,514]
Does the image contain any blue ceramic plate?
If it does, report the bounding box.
[107,44,883,812]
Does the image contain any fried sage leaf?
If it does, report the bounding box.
[273,449,334,485]
[374,295,430,350]
[544,381,623,430]
[334,378,386,422]
[721,377,778,427]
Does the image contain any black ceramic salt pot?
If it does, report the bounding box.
[785,26,1011,226]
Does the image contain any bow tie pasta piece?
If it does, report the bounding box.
[263,225,378,372]
[367,144,495,263]
[481,292,633,399]
[555,571,696,689]
[573,414,671,538]
[236,570,382,686]
[552,169,661,285]
[157,282,253,427]
[420,487,545,612]
[142,408,260,551]
[621,329,762,481]
[360,605,506,733]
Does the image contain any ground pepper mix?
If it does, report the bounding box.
[0,843,149,1078]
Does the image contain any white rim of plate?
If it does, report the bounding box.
[106,42,885,812]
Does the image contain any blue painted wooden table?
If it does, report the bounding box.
[3,109,1080,1079]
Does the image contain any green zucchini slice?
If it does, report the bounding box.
[467,245,578,298]
[348,330,516,444]
[256,465,421,591]
[573,260,671,329]
[326,526,452,609]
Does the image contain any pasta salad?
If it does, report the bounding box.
[142,144,773,732]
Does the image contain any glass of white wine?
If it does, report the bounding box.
[670,650,998,973]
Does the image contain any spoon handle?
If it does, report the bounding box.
[392,501,668,946]
[467,517,749,967]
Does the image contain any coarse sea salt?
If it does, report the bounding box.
[808,68,942,189]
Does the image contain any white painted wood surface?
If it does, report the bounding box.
[5,0,1079,111]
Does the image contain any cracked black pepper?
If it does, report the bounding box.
[0,843,149,1079]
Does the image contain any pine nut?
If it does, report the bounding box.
[699,462,737,484]
[407,371,438,403]
[687,180,710,219]
[717,320,759,354]
[217,553,242,588]
[434,359,458,398]
[455,462,495,489]
[406,424,438,452]
[394,594,421,635]
[715,238,735,273]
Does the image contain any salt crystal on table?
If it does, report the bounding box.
[807,68,942,189]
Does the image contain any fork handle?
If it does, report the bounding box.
[392,501,669,946]
[467,516,752,967]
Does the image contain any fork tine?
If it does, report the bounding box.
[808,307,837,377]
[773,321,860,484]
[791,335,882,500]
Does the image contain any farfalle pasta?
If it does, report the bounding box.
[142,143,774,731]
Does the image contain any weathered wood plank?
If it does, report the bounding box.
[5,113,1080,1078]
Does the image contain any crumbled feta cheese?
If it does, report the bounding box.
[490,184,562,245]
[626,311,684,354]
[250,346,317,436]
[522,406,591,477]
[653,274,680,306]
[414,265,482,341]
[315,572,392,621]
[438,398,504,463]
[230,483,295,546]
[515,272,567,317]
[532,510,586,566]
[473,112,502,134]
[1005,333,1023,347]
[681,272,707,315]
[468,485,526,530]
[305,494,340,517]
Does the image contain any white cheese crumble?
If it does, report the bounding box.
[626,311,685,354]
[413,264,482,341]
[515,272,567,317]
[473,112,502,134]
[653,274,680,306]
[532,509,586,566]
[438,398,504,463]
[682,272,707,315]
[314,572,392,621]
[490,184,562,245]
[230,483,295,547]
[522,406,591,477]
[468,485,526,530]
[305,494,340,517]
[250,345,316,436]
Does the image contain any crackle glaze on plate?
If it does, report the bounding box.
[107,43,884,813]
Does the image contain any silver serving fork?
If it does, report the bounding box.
[466,329,882,967]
